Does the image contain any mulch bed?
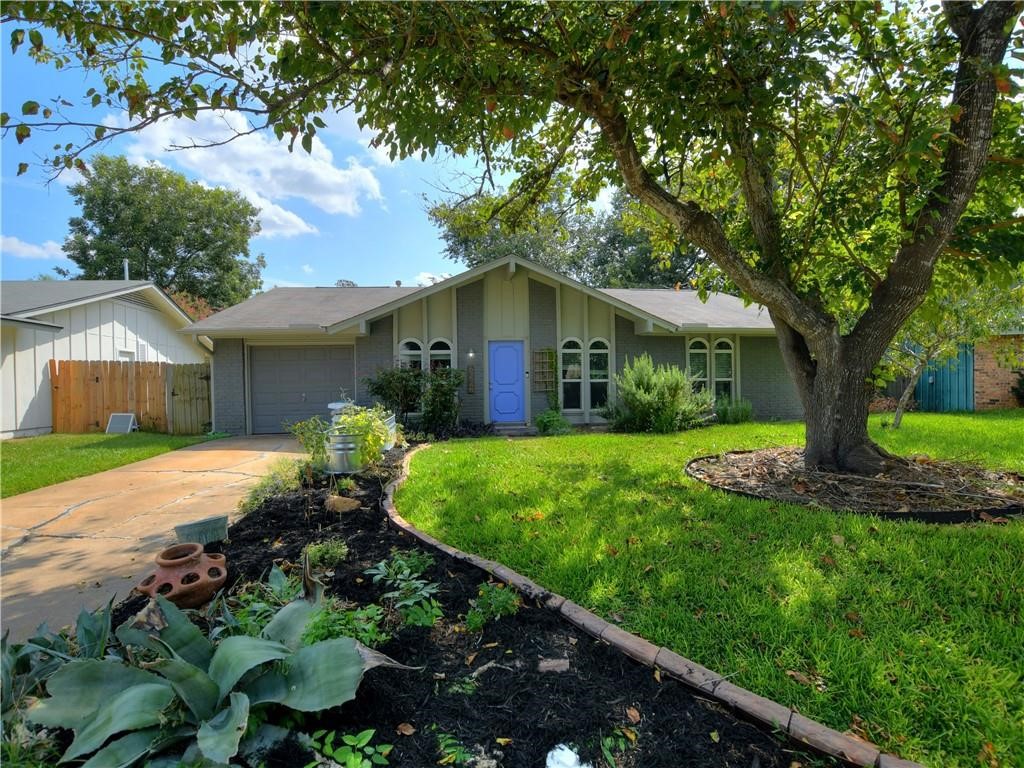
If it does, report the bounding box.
[686,447,1024,523]
[116,449,815,768]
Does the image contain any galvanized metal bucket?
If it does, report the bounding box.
[327,430,366,474]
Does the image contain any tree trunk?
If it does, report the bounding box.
[892,361,926,430]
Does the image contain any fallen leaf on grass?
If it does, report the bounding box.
[396,723,416,736]
[626,706,641,724]
[605,545,619,557]
[844,611,862,624]
[819,555,837,568]
[980,512,1009,524]
[786,669,827,691]
[710,730,720,743]
[831,534,845,546]
[848,628,866,639]
[979,742,999,768]
[642,564,654,574]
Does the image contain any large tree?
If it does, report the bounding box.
[60,155,264,307]
[2,1,1021,471]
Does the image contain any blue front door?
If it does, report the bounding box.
[489,340,525,422]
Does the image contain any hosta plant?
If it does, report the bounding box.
[26,591,409,766]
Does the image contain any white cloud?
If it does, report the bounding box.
[410,271,452,287]
[1,236,65,260]
[301,264,314,274]
[118,111,384,238]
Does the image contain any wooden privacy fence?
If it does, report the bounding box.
[49,360,211,435]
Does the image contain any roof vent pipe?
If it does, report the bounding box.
[123,258,130,280]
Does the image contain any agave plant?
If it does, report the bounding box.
[27,584,408,766]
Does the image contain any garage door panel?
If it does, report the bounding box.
[249,346,354,434]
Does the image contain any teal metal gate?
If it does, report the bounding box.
[914,344,974,412]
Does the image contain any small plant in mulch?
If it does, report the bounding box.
[465,581,521,632]
[687,447,1024,520]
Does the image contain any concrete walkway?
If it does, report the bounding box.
[1,436,301,640]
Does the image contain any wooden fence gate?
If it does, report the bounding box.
[49,360,211,435]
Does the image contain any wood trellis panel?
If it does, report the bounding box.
[49,360,211,435]
[531,348,556,393]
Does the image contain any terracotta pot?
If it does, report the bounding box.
[136,543,227,608]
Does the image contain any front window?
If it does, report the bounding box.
[398,339,423,370]
[714,339,734,400]
[429,339,452,371]
[687,339,709,391]
[560,339,582,410]
[588,338,610,409]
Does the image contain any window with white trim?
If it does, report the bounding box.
[398,339,423,370]
[118,349,135,363]
[713,339,734,400]
[429,339,453,371]
[588,338,610,409]
[687,339,709,391]
[560,338,583,410]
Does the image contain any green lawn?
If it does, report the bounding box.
[1,432,216,497]
[396,411,1024,767]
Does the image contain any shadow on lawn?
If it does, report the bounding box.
[399,441,1024,765]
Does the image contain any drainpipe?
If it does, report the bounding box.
[123,258,129,280]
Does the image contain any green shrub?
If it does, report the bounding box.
[421,368,465,437]
[715,398,753,424]
[304,539,350,570]
[287,415,329,469]
[302,604,390,648]
[332,405,389,467]
[238,458,302,514]
[307,728,393,768]
[535,408,572,435]
[464,582,520,632]
[604,354,713,433]
[365,367,424,423]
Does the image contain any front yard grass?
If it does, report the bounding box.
[1,432,215,497]
[396,411,1024,767]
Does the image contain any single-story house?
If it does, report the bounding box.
[185,256,802,435]
[1,280,211,438]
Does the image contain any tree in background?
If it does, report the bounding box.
[430,185,715,289]
[884,269,1024,429]
[3,2,1020,472]
[168,290,216,321]
[58,156,264,307]
[335,279,358,288]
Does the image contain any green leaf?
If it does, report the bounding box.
[261,599,318,651]
[155,596,215,668]
[153,656,219,721]
[197,691,249,764]
[301,132,313,154]
[62,683,175,762]
[247,637,365,712]
[21,100,39,116]
[17,162,28,176]
[0,112,8,127]
[75,599,112,658]
[28,29,43,50]
[94,125,106,140]
[27,659,168,730]
[79,727,160,768]
[10,29,24,55]
[207,635,289,701]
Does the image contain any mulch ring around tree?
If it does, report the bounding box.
[686,447,1024,523]
[114,449,820,768]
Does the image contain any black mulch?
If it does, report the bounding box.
[116,450,819,768]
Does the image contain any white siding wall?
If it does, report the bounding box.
[1,297,206,438]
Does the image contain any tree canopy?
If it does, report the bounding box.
[2,1,1021,471]
[430,186,713,288]
[60,155,264,307]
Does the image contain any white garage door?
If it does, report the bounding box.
[249,346,354,434]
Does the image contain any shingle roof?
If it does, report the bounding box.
[186,286,421,333]
[1,280,151,316]
[599,288,774,330]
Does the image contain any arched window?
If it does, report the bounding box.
[588,338,610,409]
[560,338,583,410]
[713,339,734,400]
[429,338,453,371]
[398,339,423,370]
[687,339,709,391]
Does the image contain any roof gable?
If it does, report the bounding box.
[1,280,152,316]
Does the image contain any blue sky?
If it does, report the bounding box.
[1,47,478,289]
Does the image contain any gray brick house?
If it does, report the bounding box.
[184,256,801,434]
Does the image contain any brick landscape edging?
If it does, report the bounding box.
[382,445,924,768]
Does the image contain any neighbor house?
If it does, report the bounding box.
[1,280,210,438]
[185,257,801,435]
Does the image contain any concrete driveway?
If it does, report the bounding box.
[1,436,301,640]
